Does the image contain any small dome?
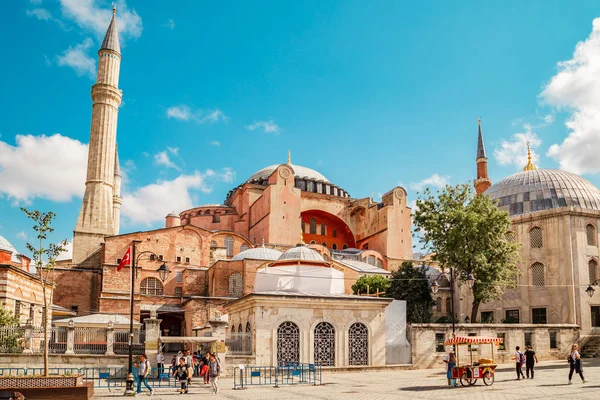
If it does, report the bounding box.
[247,164,329,183]
[0,235,22,263]
[278,246,325,262]
[486,169,600,216]
[232,247,283,261]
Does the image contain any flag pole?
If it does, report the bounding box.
[125,241,140,395]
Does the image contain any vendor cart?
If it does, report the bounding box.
[444,336,503,387]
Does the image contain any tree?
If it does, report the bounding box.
[21,208,67,377]
[351,275,391,295]
[387,261,435,323]
[413,183,520,322]
[0,306,21,353]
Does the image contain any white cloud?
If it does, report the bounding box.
[0,134,87,203]
[409,173,449,191]
[246,120,280,133]
[540,114,555,124]
[26,8,52,21]
[124,160,136,170]
[166,105,191,120]
[540,18,600,174]
[30,0,43,4]
[493,124,542,169]
[56,38,96,79]
[166,105,228,124]
[121,169,235,225]
[200,109,228,124]
[60,0,143,42]
[164,19,175,29]
[209,141,221,147]
[16,232,28,240]
[167,146,179,155]
[153,151,178,170]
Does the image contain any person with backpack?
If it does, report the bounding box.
[568,343,586,384]
[208,353,221,394]
[512,346,525,380]
[135,354,154,396]
[524,345,538,379]
[173,356,192,394]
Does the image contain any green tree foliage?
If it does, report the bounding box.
[351,275,391,295]
[413,183,520,322]
[0,306,21,353]
[21,208,67,376]
[387,261,435,323]
[0,306,18,326]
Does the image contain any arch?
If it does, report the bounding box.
[587,224,596,246]
[140,277,163,295]
[529,227,543,249]
[321,242,327,247]
[225,236,234,256]
[228,272,243,297]
[445,297,451,314]
[301,220,306,233]
[310,240,317,244]
[238,323,243,333]
[231,325,236,333]
[320,223,326,235]
[589,259,599,284]
[348,322,369,366]
[435,297,442,312]
[343,244,348,250]
[332,244,337,250]
[277,321,299,365]
[310,218,317,234]
[314,322,335,366]
[530,262,545,287]
[245,322,252,354]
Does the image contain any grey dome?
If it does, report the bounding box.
[0,235,22,263]
[232,247,283,261]
[278,246,325,262]
[486,169,600,216]
[247,164,329,183]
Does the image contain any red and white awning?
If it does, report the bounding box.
[444,336,503,345]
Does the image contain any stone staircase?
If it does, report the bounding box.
[579,335,600,358]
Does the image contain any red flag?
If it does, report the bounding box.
[117,247,131,272]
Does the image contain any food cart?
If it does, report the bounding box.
[444,336,503,387]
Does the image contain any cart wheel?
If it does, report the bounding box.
[460,372,472,387]
[470,378,478,386]
[483,372,494,386]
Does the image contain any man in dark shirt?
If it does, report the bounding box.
[200,351,211,384]
[524,345,539,378]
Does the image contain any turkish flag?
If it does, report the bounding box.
[117,247,131,272]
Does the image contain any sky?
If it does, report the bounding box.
[2,0,600,255]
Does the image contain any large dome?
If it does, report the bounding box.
[231,247,282,261]
[486,169,600,216]
[0,235,22,263]
[278,246,325,262]
[247,164,329,183]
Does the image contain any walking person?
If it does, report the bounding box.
[208,353,221,394]
[135,354,155,396]
[173,357,191,394]
[512,346,525,380]
[201,351,211,384]
[442,349,457,386]
[568,344,587,384]
[185,350,193,387]
[524,345,538,379]
[156,351,165,378]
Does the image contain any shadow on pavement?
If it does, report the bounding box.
[399,386,454,392]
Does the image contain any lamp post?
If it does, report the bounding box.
[586,279,600,297]
[124,240,170,396]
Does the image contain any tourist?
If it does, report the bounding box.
[200,351,211,384]
[442,349,456,386]
[173,357,191,394]
[185,350,193,386]
[193,351,199,376]
[135,354,154,396]
[156,351,165,377]
[512,346,525,380]
[208,353,221,394]
[524,345,538,379]
[568,344,586,384]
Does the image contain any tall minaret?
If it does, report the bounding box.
[112,144,122,235]
[73,7,122,264]
[474,117,492,195]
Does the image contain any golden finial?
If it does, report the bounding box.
[478,117,481,126]
[287,149,291,165]
[299,228,305,245]
[113,4,117,14]
[261,237,265,248]
[523,140,537,171]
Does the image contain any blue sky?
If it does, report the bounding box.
[2,0,600,255]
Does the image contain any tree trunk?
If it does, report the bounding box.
[470,299,481,323]
[42,275,49,377]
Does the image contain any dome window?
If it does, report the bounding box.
[589,259,599,285]
[320,224,326,236]
[225,236,234,257]
[310,218,317,234]
[531,262,545,287]
[529,227,543,249]
[587,224,596,246]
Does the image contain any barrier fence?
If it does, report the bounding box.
[233,363,322,389]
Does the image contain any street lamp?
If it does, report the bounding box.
[466,273,476,289]
[430,281,440,294]
[586,279,600,297]
[157,262,171,282]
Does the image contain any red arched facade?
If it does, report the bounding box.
[301,210,355,250]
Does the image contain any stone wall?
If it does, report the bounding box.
[0,354,129,369]
[409,323,580,369]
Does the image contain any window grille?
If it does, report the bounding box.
[140,277,163,296]
[592,306,600,327]
[310,218,317,234]
[225,236,234,257]
[277,321,299,365]
[481,311,494,323]
[174,287,182,296]
[506,231,516,242]
[212,215,220,223]
[505,309,520,323]
[524,332,532,346]
[587,224,596,246]
[549,331,558,348]
[176,256,181,263]
[228,272,243,297]
[589,259,599,284]
[14,301,21,318]
[348,323,368,365]
[530,227,543,248]
[185,257,190,263]
[314,322,335,366]
[175,272,183,283]
[531,262,545,287]
[435,333,445,352]
[532,308,547,324]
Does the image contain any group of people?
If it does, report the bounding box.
[134,349,221,396]
[513,345,538,379]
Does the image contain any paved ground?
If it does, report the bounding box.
[93,359,600,399]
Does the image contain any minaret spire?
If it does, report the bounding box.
[474,117,492,195]
[73,9,123,263]
[287,149,291,165]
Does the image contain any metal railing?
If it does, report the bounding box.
[233,363,322,389]
[49,326,67,354]
[0,326,25,354]
[74,328,107,354]
[114,329,145,355]
[227,332,252,355]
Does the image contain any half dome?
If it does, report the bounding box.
[278,246,325,262]
[232,247,283,261]
[486,169,600,216]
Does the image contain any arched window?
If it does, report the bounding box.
[531,262,545,287]
[228,272,243,297]
[301,220,306,233]
[376,258,383,269]
[367,256,376,266]
[231,325,236,333]
[445,297,452,314]
[435,297,442,312]
[333,230,337,238]
[348,322,368,366]
[210,240,217,248]
[506,231,516,242]
[587,224,596,246]
[240,244,249,253]
[320,224,326,235]
[589,259,599,284]
[314,322,335,366]
[530,227,543,249]
[343,244,348,250]
[245,322,252,354]
[310,240,316,244]
[225,236,234,257]
[277,321,299,365]
[238,323,243,333]
[332,244,337,250]
[310,218,317,234]
[140,277,163,296]
[321,242,327,247]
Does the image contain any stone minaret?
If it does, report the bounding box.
[474,117,492,195]
[73,7,122,264]
[112,144,122,235]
